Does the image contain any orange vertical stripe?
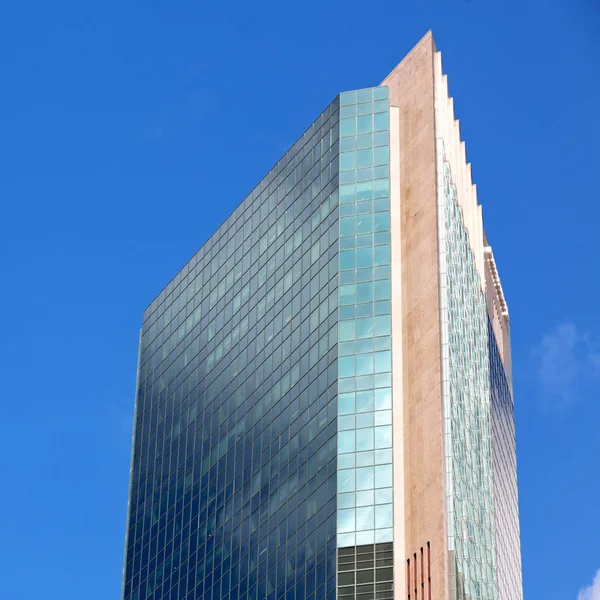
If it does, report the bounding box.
[427,542,432,600]
[414,553,418,599]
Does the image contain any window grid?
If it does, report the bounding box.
[124,98,341,600]
[437,144,498,600]
[336,86,393,550]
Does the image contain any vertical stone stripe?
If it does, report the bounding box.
[382,31,447,600]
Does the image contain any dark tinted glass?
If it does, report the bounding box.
[123,97,341,600]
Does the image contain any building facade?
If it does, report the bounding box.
[122,32,523,600]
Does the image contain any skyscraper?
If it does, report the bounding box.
[122,31,523,600]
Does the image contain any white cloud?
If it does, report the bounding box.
[578,570,600,600]
[533,322,600,412]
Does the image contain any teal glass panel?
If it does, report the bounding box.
[337,86,392,550]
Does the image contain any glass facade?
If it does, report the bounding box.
[489,327,522,600]
[123,98,341,600]
[336,86,394,550]
[437,145,498,600]
[335,87,395,600]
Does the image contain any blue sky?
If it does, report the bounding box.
[1,1,598,598]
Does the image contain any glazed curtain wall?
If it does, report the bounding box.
[124,99,341,600]
[437,141,498,600]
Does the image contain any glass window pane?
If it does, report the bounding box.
[375,300,391,316]
[356,451,374,466]
[374,112,388,132]
[374,265,391,280]
[340,216,356,236]
[375,448,393,464]
[339,320,356,341]
[374,337,391,352]
[340,90,357,105]
[339,453,356,469]
[375,388,392,410]
[356,466,375,490]
[341,270,356,285]
[357,88,373,102]
[357,305,373,320]
[356,427,374,451]
[374,280,391,301]
[374,350,392,373]
[340,378,356,395]
[374,410,392,426]
[340,203,356,217]
[341,117,356,136]
[374,244,390,266]
[340,250,356,270]
[373,146,389,166]
[357,102,372,116]
[341,237,356,251]
[357,115,373,134]
[340,152,356,171]
[373,315,390,337]
[341,137,356,152]
[357,234,373,248]
[356,181,372,201]
[356,390,374,412]
[374,130,389,147]
[374,373,391,388]
[356,490,374,506]
[374,86,389,100]
[340,305,356,319]
[357,166,373,182]
[375,528,393,543]
[339,341,355,356]
[338,392,356,414]
[339,492,356,508]
[357,374,374,391]
[357,282,373,303]
[356,353,374,376]
[375,464,393,489]
[356,412,374,429]
[338,430,356,453]
[356,506,375,531]
[340,284,356,305]
[374,178,390,198]
[338,508,355,533]
[356,214,373,234]
[375,504,393,528]
[340,183,356,203]
[356,133,372,149]
[356,338,373,353]
[338,468,356,492]
[356,317,374,339]
[357,247,372,269]
[375,425,392,449]
[374,197,389,212]
[373,211,390,232]
[339,415,356,430]
[375,488,393,504]
[339,355,355,378]
[338,532,356,546]
[357,529,375,545]
[340,169,355,185]
[357,149,373,168]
